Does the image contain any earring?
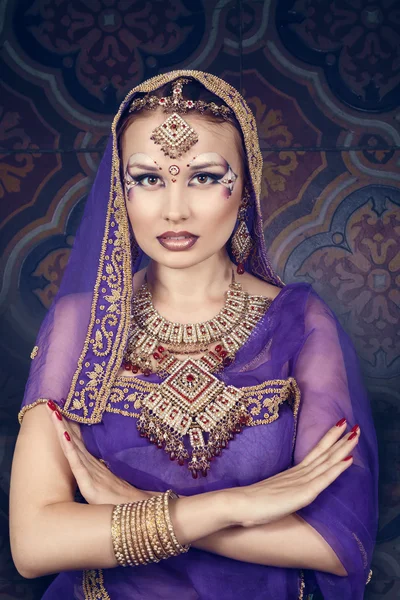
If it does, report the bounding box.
[230,188,253,275]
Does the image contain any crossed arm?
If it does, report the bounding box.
[10,404,348,578]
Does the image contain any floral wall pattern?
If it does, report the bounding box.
[1,1,399,598]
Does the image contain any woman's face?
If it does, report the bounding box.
[120,109,244,269]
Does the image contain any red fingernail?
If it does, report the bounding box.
[336,417,346,427]
[64,431,71,441]
[350,424,359,433]
[348,431,357,441]
[54,410,63,421]
[47,400,57,411]
[342,455,353,461]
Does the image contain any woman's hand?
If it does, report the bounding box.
[228,420,361,528]
[46,400,147,505]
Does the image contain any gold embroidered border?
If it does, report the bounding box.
[298,569,305,599]
[352,531,368,569]
[18,398,60,425]
[82,569,110,600]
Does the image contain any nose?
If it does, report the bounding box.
[161,181,190,222]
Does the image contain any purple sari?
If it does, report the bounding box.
[18,71,378,599]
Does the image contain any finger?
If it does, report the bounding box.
[304,452,355,504]
[305,429,360,483]
[46,402,88,480]
[46,403,105,472]
[299,418,350,467]
[313,425,361,470]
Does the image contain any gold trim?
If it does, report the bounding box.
[82,569,110,600]
[352,532,368,568]
[366,568,373,584]
[30,345,38,360]
[298,569,305,599]
[18,398,58,425]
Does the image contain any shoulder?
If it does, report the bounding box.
[239,273,314,305]
[239,272,283,300]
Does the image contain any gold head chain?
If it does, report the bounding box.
[127,78,233,159]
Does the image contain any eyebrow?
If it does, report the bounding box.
[188,161,227,170]
[127,163,160,172]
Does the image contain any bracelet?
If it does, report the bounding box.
[110,490,191,567]
[154,493,178,557]
[163,489,190,554]
[130,501,141,566]
[111,503,127,567]
[136,500,150,564]
[145,496,166,560]
[142,497,158,563]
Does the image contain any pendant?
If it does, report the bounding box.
[136,357,251,478]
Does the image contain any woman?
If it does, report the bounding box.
[9,71,378,599]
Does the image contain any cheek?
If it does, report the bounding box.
[204,185,240,219]
[125,190,157,224]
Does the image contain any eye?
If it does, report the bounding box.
[139,174,161,186]
[127,174,163,188]
[191,172,220,186]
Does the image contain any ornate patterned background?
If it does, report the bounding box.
[1,0,399,597]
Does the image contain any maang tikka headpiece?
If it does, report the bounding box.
[128,78,233,159]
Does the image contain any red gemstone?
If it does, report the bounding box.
[192,470,198,479]
[158,346,165,353]
[153,352,160,359]
[170,452,176,461]
[237,263,245,274]
[178,458,185,466]
[220,350,228,358]
[124,362,132,370]
[171,124,177,129]
[201,469,208,477]
[215,344,222,352]
[187,374,195,382]
[132,365,139,373]
[143,368,151,376]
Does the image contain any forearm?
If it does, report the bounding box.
[192,512,348,577]
[19,489,232,579]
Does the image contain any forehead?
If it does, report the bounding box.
[120,110,242,170]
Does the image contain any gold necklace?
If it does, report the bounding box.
[123,270,272,478]
[131,268,247,351]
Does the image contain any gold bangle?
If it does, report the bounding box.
[145,496,166,561]
[125,501,139,566]
[130,501,141,566]
[120,502,130,566]
[163,490,191,554]
[136,500,150,564]
[123,502,136,567]
[155,492,179,557]
[111,504,127,567]
[142,497,159,563]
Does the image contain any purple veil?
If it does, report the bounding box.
[18,71,378,599]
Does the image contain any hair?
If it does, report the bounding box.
[116,78,249,182]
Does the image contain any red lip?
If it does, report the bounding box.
[158,231,198,238]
